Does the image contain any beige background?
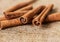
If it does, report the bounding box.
[0,0,60,42]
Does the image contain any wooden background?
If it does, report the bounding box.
[0,0,60,42]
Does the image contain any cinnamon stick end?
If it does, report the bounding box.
[32,20,40,26]
[20,17,27,24]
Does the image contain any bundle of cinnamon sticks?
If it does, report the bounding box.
[0,0,60,30]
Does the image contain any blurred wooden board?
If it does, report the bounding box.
[0,0,60,42]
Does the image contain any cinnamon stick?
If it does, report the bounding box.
[4,11,28,19]
[20,5,45,24]
[0,10,28,21]
[0,18,22,30]
[46,13,60,22]
[32,4,54,26]
[3,0,34,13]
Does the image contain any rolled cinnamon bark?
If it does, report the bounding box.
[0,18,22,30]
[40,4,54,25]
[32,4,54,26]
[46,13,60,22]
[3,0,34,13]
[20,5,46,24]
[0,11,28,21]
[4,11,28,19]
